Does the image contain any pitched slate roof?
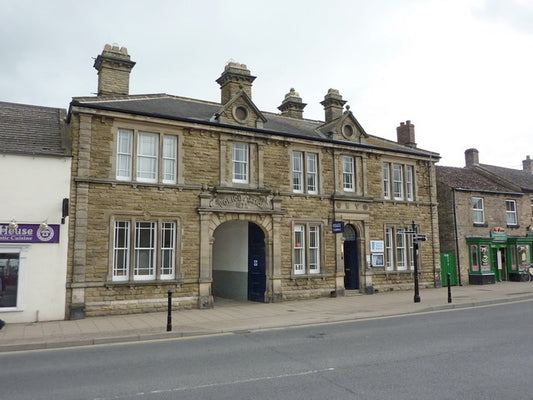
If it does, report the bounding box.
[70,94,439,158]
[478,164,533,192]
[0,101,68,156]
[436,166,522,194]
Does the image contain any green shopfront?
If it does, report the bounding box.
[467,229,533,284]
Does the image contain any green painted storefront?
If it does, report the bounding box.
[466,231,533,284]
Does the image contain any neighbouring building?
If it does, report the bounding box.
[0,101,71,323]
[66,44,441,318]
[437,148,533,286]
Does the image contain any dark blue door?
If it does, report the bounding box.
[344,226,359,290]
[248,223,266,302]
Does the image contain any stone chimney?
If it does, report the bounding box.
[465,148,479,167]
[396,120,416,148]
[320,89,346,122]
[216,62,256,104]
[93,44,136,96]
[278,88,306,119]
[523,155,533,174]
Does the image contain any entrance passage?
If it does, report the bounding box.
[212,221,266,302]
[343,225,359,290]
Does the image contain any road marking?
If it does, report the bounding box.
[93,367,336,400]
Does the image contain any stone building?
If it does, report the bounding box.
[66,45,441,318]
[437,149,533,286]
[0,101,71,323]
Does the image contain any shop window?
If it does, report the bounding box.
[480,245,490,271]
[0,252,19,308]
[470,245,479,271]
[510,245,517,270]
[518,245,530,271]
[506,200,517,226]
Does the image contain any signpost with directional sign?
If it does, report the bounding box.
[399,222,425,303]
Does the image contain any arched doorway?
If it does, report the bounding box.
[212,220,266,302]
[343,224,359,290]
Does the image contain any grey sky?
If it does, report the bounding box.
[1,0,532,168]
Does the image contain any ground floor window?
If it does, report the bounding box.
[385,226,415,271]
[112,219,177,282]
[0,251,20,308]
[293,223,321,275]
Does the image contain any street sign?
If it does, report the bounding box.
[413,234,427,242]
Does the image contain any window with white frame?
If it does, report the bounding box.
[472,197,485,224]
[506,200,517,226]
[292,151,319,194]
[343,156,355,192]
[383,163,391,199]
[383,162,416,201]
[112,219,177,281]
[232,142,249,183]
[293,223,321,275]
[115,128,178,184]
[384,226,415,271]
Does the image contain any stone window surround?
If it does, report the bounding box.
[290,147,322,195]
[107,213,183,284]
[382,160,417,202]
[290,219,326,278]
[111,123,184,186]
[382,224,416,272]
[219,137,263,189]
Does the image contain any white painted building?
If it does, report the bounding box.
[0,102,71,323]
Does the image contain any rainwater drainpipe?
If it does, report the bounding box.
[452,189,462,286]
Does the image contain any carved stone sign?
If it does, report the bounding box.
[209,193,272,211]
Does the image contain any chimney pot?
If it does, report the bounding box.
[93,44,136,96]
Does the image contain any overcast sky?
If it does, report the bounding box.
[1,0,532,168]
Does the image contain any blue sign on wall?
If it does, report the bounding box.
[332,221,344,234]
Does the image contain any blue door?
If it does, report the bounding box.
[248,223,266,302]
[344,225,359,290]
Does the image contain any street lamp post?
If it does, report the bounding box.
[411,221,422,303]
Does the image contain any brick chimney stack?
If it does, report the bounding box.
[320,89,346,122]
[93,44,136,96]
[396,120,417,148]
[278,88,306,119]
[523,155,533,174]
[465,148,479,167]
[216,62,256,105]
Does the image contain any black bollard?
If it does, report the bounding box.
[167,290,173,332]
[447,272,452,303]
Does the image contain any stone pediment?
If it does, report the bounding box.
[317,107,368,143]
[214,91,267,129]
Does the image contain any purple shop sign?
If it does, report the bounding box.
[0,223,60,243]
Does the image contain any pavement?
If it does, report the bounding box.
[1,282,533,353]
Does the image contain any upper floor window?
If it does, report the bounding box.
[116,129,177,184]
[506,200,517,226]
[343,156,355,192]
[293,223,321,275]
[293,151,318,194]
[472,197,485,224]
[112,219,177,282]
[232,142,249,183]
[383,162,415,201]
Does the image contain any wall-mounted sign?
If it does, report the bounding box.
[370,240,384,252]
[0,224,60,243]
[332,221,344,234]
